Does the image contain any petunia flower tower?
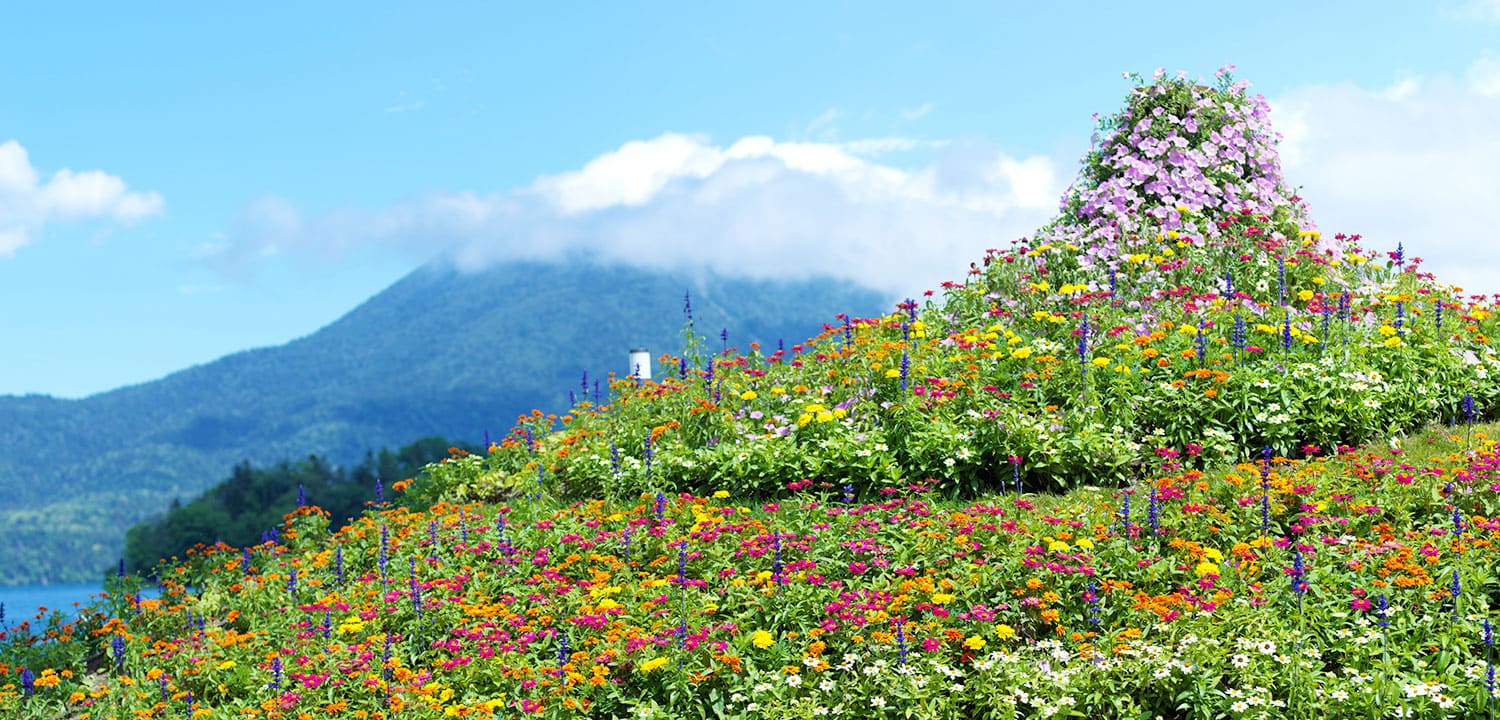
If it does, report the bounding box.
[965,66,1370,312]
[934,65,1491,471]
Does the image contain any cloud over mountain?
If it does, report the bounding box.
[218,134,1066,297]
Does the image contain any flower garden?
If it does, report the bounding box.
[4,67,1500,719]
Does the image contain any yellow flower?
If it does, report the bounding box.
[994,624,1016,640]
[1297,289,1314,302]
[1203,547,1223,562]
[712,490,730,499]
[1195,561,1220,577]
[1011,347,1033,360]
[885,368,901,378]
[740,390,757,401]
[639,657,670,673]
[217,660,237,671]
[1091,357,1111,368]
[931,593,955,605]
[752,630,776,649]
[963,636,986,650]
[1075,538,1094,550]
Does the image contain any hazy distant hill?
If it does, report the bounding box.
[0,260,889,584]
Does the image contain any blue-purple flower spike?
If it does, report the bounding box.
[894,619,908,666]
[1278,256,1287,307]
[643,436,654,483]
[1260,446,1273,533]
[1451,569,1461,618]
[112,634,127,674]
[1484,618,1495,706]
[1290,548,1307,610]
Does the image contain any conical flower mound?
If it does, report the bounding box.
[438,68,1496,501]
[1060,69,1320,253]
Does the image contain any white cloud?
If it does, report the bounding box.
[1272,52,1500,296]
[0,140,164,257]
[1469,50,1500,96]
[218,133,1066,297]
[900,103,935,121]
[1454,0,1500,21]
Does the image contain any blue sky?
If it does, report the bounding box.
[3,1,1499,398]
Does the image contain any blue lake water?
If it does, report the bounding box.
[1,583,107,631]
[1,582,167,634]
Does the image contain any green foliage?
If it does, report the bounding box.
[121,437,470,576]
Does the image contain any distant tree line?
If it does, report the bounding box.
[122,436,472,575]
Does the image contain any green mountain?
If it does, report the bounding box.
[0,260,889,585]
